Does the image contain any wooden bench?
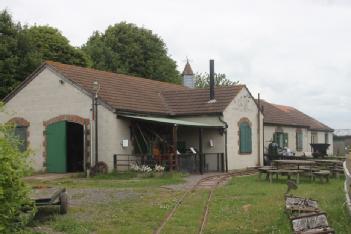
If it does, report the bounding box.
[312,170,330,183]
[331,167,344,179]
[267,169,303,184]
[258,166,277,180]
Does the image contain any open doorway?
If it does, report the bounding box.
[67,122,84,172]
[46,119,86,173]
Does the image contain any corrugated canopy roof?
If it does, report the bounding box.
[119,114,225,127]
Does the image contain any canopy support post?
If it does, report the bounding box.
[172,124,178,171]
[199,128,204,174]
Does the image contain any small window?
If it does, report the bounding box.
[325,133,329,144]
[14,126,28,152]
[296,131,303,151]
[273,132,288,148]
[239,122,252,153]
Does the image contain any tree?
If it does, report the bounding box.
[0,10,91,99]
[83,22,181,84]
[23,26,91,67]
[0,10,22,98]
[0,107,34,232]
[194,72,239,88]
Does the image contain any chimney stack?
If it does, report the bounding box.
[209,59,215,101]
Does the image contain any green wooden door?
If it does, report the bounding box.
[46,121,67,173]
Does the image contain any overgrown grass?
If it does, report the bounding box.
[205,176,351,234]
[26,171,187,189]
[24,189,183,234]
[162,190,210,233]
[24,174,351,233]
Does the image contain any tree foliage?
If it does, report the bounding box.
[0,10,90,99]
[0,108,34,232]
[0,10,22,99]
[83,22,181,84]
[194,72,239,88]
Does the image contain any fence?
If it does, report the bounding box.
[343,154,351,215]
[113,153,225,173]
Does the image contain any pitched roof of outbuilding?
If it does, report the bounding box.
[46,61,187,115]
[162,85,245,115]
[260,100,333,132]
[4,61,245,116]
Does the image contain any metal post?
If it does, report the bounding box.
[173,124,178,171]
[257,93,261,166]
[113,154,117,170]
[199,128,203,174]
[95,96,98,164]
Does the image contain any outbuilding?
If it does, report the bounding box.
[0,61,264,173]
[260,100,334,157]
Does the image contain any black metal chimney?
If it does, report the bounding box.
[209,59,215,100]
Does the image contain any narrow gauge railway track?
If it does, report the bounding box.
[154,168,258,234]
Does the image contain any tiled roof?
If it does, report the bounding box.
[162,86,245,115]
[44,61,243,116]
[260,100,333,132]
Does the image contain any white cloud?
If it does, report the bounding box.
[2,0,351,128]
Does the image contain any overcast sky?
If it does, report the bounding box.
[2,0,351,129]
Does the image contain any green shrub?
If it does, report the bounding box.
[0,116,35,232]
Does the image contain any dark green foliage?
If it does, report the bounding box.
[83,22,181,84]
[22,26,91,67]
[0,10,22,98]
[0,109,35,232]
[194,72,239,88]
[0,10,91,99]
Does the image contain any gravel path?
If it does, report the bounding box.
[68,188,140,206]
[160,172,226,191]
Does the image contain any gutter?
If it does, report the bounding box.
[219,115,228,172]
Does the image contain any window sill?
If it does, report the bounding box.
[239,152,252,155]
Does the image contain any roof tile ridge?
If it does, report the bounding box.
[45,60,187,90]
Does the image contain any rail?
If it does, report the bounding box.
[343,155,351,215]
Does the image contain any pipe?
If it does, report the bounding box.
[209,60,215,100]
[95,96,99,164]
[257,93,261,166]
[219,116,229,172]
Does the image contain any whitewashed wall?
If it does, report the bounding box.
[263,126,334,156]
[0,67,133,172]
[223,87,264,170]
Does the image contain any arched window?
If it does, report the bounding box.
[296,129,303,151]
[7,117,30,152]
[14,126,28,152]
[239,122,252,154]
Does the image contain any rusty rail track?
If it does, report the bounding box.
[154,168,258,234]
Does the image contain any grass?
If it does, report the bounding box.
[26,171,187,189]
[162,190,210,234]
[205,176,351,234]
[23,173,351,234]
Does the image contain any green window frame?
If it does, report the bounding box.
[296,131,303,151]
[273,132,288,148]
[239,122,252,153]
